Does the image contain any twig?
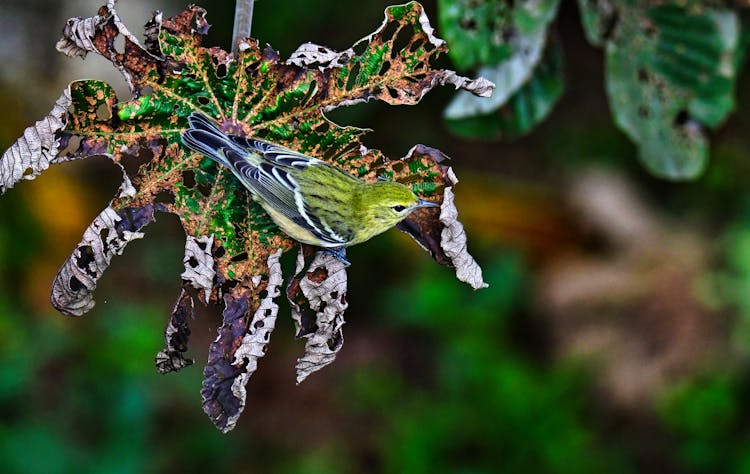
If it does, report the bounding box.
[232,0,255,54]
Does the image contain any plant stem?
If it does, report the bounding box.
[232,0,254,54]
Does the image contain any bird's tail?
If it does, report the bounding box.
[181,112,238,168]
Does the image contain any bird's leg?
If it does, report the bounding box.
[321,247,351,267]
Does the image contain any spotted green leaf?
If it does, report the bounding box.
[580,0,744,180]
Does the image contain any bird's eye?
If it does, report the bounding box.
[392,205,406,212]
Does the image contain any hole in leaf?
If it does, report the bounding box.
[220,279,238,294]
[23,168,34,177]
[99,228,110,255]
[409,40,424,53]
[214,246,226,258]
[188,257,199,268]
[391,25,414,59]
[182,170,196,188]
[96,103,112,120]
[196,240,207,251]
[154,190,175,204]
[307,267,328,283]
[230,252,248,263]
[382,20,399,41]
[264,309,272,317]
[216,63,227,78]
[459,17,477,31]
[69,276,85,292]
[75,245,95,271]
[302,80,318,105]
[59,134,83,157]
[386,87,400,99]
[259,289,268,299]
[255,320,264,329]
[346,62,361,91]
[501,27,517,43]
[379,61,391,75]
[245,61,260,75]
[637,68,649,83]
[197,182,211,197]
[330,291,338,300]
[197,96,209,105]
[352,39,368,56]
[121,146,153,177]
[601,10,620,40]
[113,35,125,54]
[327,331,342,351]
[674,109,689,126]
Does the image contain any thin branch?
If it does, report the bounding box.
[232,0,255,54]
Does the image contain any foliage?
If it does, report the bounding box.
[656,374,750,473]
[0,1,491,432]
[440,0,748,180]
[440,0,564,141]
[344,255,634,474]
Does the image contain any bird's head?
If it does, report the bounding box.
[360,181,439,231]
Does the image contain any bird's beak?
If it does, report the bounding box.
[415,199,440,209]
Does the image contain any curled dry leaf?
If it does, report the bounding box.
[0,1,489,430]
[287,248,349,384]
[202,249,283,433]
[181,235,215,303]
[0,88,71,193]
[155,288,195,375]
[51,204,155,316]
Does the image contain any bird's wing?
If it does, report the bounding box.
[182,112,350,246]
[229,136,322,171]
[224,148,350,247]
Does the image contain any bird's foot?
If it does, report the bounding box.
[321,247,351,267]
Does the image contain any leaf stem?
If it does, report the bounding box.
[232,0,254,54]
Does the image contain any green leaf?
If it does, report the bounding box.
[577,0,617,47]
[439,0,561,72]
[441,0,561,130]
[581,0,743,180]
[446,38,564,140]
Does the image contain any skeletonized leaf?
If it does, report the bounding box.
[0,1,490,431]
[287,248,348,384]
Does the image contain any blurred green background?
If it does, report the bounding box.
[3,0,750,473]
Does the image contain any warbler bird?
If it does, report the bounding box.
[181,112,438,264]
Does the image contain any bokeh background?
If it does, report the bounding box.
[2,0,750,472]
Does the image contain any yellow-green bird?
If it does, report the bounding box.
[181,112,438,265]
